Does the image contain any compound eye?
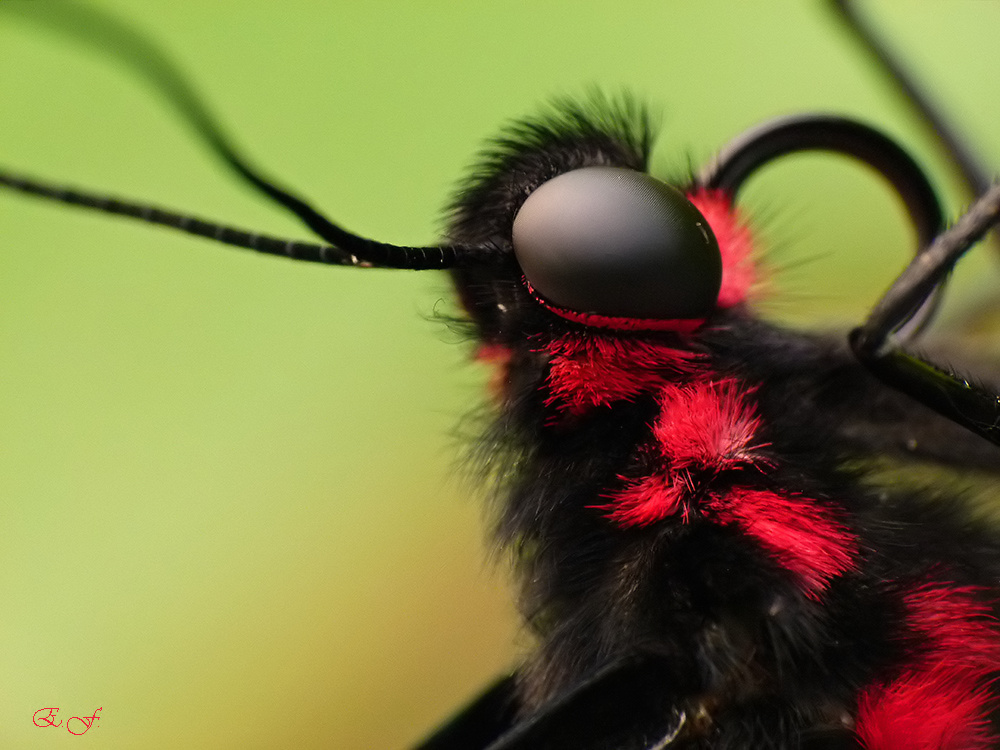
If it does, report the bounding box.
[512,166,722,320]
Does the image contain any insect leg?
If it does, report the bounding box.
[411,675,519,750]
[851,183,1000,445]
[464,656,688,750]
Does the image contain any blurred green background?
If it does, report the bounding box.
[0,1,997,747]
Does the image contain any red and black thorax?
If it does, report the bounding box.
[446,99,1000,749]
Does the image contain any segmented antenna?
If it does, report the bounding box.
[0,1,504,270]
[0,170,467,269]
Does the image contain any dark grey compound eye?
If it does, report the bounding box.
[512,166,722,320]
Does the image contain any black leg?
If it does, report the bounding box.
[482,656,688,750]
[851,183,1000,446]
[412,675,521,750]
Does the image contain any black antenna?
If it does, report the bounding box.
[0,1,505,270]
[0,170,478,270]
[827,0,994,201]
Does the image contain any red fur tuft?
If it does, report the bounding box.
[856,583,1000,750]
[596,472,691,527]
[857,664,996,750]
[686,188,757,308]
[707,488,858,596]
[543,332,700,414]
[903,583,1000,669]
[653,379,768,470]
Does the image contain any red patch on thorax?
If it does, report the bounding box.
[595,376,858,597]
[600,472,692,526]
[542,332,700,415]
[653,379,769,470]
[706,488,858,597]
[856,582,1000,750]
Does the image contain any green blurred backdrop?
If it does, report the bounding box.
[1,1,998,747]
